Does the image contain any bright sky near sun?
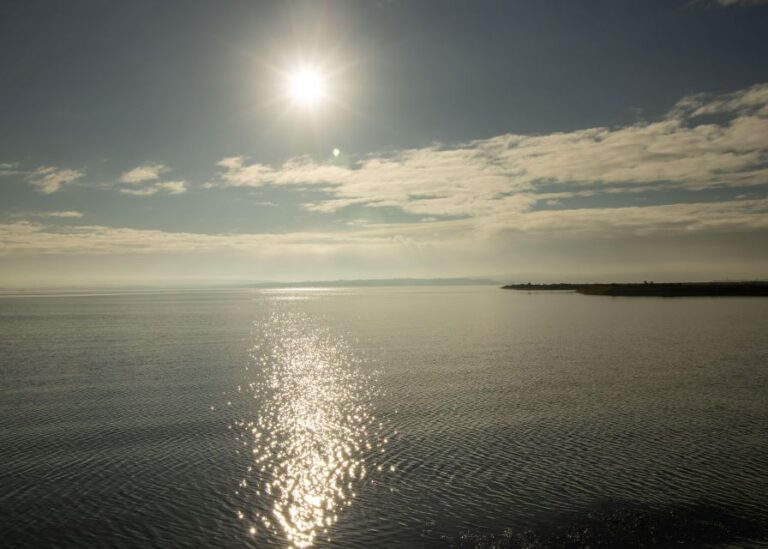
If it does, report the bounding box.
[1,0,768,287]
[288,68,326,106]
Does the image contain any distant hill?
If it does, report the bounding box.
[251,277,498,288]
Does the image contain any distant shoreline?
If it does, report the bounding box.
[501,282,768,297]
[250,277,499,288]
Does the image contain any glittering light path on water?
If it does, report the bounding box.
[234,311,386,547]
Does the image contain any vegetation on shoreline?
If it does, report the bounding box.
[502,282,768,297]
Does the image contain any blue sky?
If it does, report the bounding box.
[1,0,768,286]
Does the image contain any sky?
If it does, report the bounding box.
[1,0,768,287]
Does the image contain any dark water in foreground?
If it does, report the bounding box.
[1,287,767,548]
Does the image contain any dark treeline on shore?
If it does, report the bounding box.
[502,281,768,297]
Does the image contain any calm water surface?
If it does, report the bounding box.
[1,287,767,547]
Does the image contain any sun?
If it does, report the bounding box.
[288,67,325,106]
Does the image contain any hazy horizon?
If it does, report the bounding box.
[6,273,768,292]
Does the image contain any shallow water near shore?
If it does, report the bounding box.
[1,286,767,547]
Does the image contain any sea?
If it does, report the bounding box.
[1,286,767,548]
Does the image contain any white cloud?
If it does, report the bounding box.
[0,221,420,256]
[119,181,187,196]
[209,84,768,220]
[1,198,766,257]
[120,187,160,196]
[673,83,768,117]
[115,163,185,196]
[489,198,768,236]
[0,161,21,176]
[40,211,83,219]
[6,211,84,220]
[25,167,84,194]
[118,164,169,184]
[155,181,187,194]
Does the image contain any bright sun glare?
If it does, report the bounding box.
[288,68,325,106]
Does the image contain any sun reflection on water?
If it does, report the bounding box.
[234,311,384,547]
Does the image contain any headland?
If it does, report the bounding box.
[502,282,768,297]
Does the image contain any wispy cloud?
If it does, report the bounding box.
[119,180,187,196]
[6,211,84,220]
[120,188,160,196]
[118,163,169,184]
[489,198,768,236]
[208,84,768,221]
[38,211,83,219]
[0,161,22,176]
[1,198,766,256]
[114,164,186,196]
[25,167,84,194]
[0,221,419,255]
[155,181,187,194]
